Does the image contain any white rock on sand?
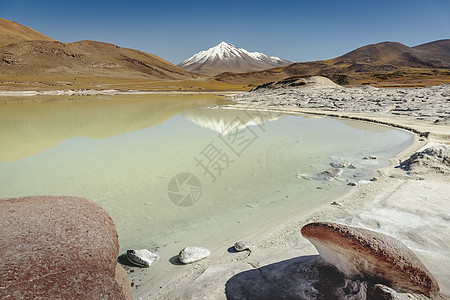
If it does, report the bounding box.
[126,249,159,268]
[301,222,439,297]
[179,247,211,264]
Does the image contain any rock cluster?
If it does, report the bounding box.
[231,83,450,124]
[399,144,450,175]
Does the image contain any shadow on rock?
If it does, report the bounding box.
[225,255,367,300]
[169,255,184,266]
[227,246,239,254]
[117,253,136,267]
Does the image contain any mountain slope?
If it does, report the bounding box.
[215,40,450,87]
[0,18,55,46]
[178,42,291,75]
[1,40,198,80]
[413,39,450,65]
[0,18,199,85]
[330,41,450,70]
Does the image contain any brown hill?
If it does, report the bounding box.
[215,40,450,87]
[413,39,450,64]
[0,18,55,46]
[0,40,199,80]
[0,18,208,90]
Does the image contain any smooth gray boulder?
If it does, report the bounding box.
[179,246,210,264]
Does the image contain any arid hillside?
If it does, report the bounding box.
[0,39,199,80]
[215,40,450,87]
[0,18,55,46]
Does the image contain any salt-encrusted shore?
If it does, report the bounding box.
[0,89,236,98]
[134,82,450,299]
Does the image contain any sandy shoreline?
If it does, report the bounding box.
[0,89,238,98]
[131,85,449,299]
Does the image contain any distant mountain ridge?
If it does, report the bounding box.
[412,40,450,65]
[1,17,449,88]
[333,41,450,69]
[178,42,291,75]
[214,40,450,86]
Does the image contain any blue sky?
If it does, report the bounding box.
[1,0,449,64]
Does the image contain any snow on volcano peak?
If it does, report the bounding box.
[178,42,291,75]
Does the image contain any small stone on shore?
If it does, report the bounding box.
[364,155,377,160]
[330,161,350,168]
[126,249,159,268]
[316,168,343,180]
[234,241,255,252]
[179,246,210,264]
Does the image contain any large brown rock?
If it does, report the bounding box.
[301,222,439,297]
[0,195,132,299]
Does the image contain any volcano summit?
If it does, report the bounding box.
[178,41,291,75]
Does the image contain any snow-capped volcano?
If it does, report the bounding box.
[178,42,291,75]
